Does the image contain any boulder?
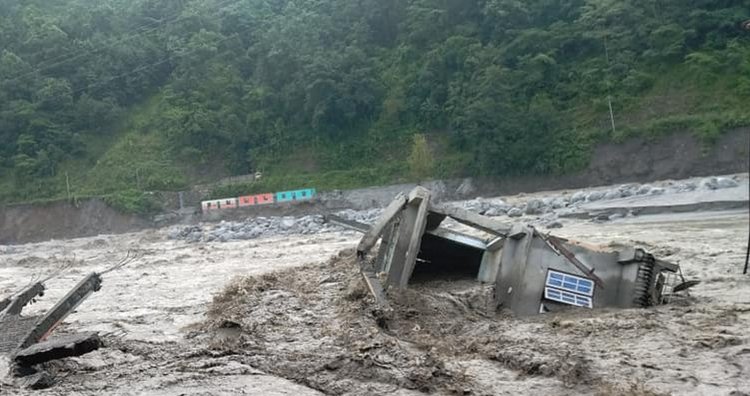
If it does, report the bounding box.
[604,190,622,200]
[280,217,296,230]
[484,207,506,217]
[701,177,719,190]
[570,191,587,203]
[524,199,545,215]
[547,197,567,209]
[716,177,739,189]
[586,191,605,202]
[676,182,698,192]
[636,184,652,195]
[508,208,523,218]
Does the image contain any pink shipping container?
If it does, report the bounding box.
[255,193,274,205]
[238,195,256,207]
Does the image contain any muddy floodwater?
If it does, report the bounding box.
[0,193,748,394]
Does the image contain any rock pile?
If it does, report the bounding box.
[170,176,741,242]
[169,209,383,243]
[457,176,741,219]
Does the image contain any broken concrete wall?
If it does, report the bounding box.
[495,231,645,316]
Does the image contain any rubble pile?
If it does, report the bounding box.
[169,209,383,243]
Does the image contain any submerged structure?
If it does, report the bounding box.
[339,187,690,316]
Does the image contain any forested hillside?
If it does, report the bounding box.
[1,0,748,204]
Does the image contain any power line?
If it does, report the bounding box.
[13,7,187,74]
[71,21,252,96]
[4,0,238,84]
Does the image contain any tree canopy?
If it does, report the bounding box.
[0,0,748,202]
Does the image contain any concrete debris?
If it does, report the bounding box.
[353,187,694,316]
[0,272,104,384]
[19,370,55,390]
[14,332,102,367]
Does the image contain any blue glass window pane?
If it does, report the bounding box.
[546,270,595,297]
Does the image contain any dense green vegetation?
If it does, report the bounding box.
[1,0,748,204]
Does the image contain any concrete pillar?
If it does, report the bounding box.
[374,219,399,273]
[19,273,102,349]
[478,251,502,284]
[494,224,533,311]
[1,283,44,316]
[387,187,431,288]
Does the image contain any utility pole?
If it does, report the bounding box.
[604,36,616,135]
[744,231,749,275]
[743,19,749,274]
[65,172,71,200]
[607,96,617,135]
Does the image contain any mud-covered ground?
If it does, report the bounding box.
[0,181,749,395]
[196,209,750,396]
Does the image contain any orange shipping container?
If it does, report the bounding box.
[255,193,274,205]
[238,195,256,207]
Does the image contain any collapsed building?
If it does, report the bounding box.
[332,187,694,316]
